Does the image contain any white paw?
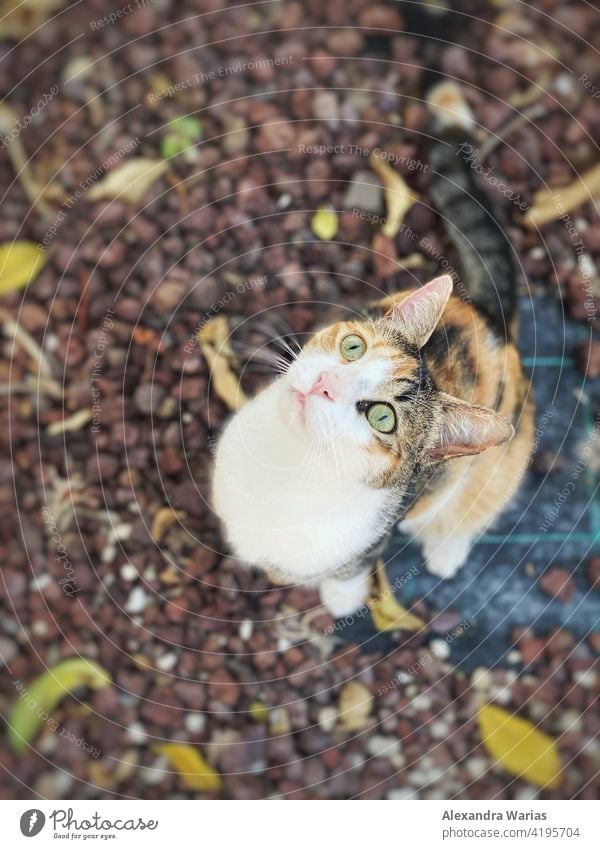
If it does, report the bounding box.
[320,571,370,618]
[424,536,471,579]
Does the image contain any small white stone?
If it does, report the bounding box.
[491,685,512,705]
[554,73,575,96]
[430,720,449,740]
[529,246,546,261]
[31,574,52,591]
[101,543,116,563]
[556,708,582,733]
[318,706,338,733]
[366,735,401,759]
[394,671,413,684]
[112,523,132,541]
[143,566,157,581]
[466,757,488,780]
[239,619,253,641]
[471,667,492,691]
[506,649,521,664]
[387,787,414,800]
[120,563,138,582]
[515,785,539,800]
[574,668,597,688]
[156,652,177,672]
[125,586,149,614]
[127,722,148,745]
[32,620,48,636]
[412,694,432,711]
[143,758,168,785]
[184,712,206,734]
[430,639,450,660]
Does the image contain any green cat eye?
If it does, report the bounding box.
[340,333,366,361]
[366,403,396,434]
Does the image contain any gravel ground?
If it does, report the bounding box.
[0,0,599,800]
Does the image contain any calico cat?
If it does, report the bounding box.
[212,83,535,618]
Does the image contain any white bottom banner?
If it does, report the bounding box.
[0,800,597,848]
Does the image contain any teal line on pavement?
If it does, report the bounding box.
[522,356,573,367]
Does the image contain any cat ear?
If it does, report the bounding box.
[427,393,515,461]
[385,274,453,348]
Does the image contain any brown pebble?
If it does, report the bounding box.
[539,568,575,603]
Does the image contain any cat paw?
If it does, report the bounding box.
[320,571,370,619]
[424,536,471,579]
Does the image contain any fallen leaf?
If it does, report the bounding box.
[47,408,92,435]
[0,105,58,215]
[0,242,45,295]
[311,206,339,240]
[369,153,418,238]
[198,316,247,411]
[478,703,563,789]
[524,163,600,229]
[0,0,68,38]
[337,680,373,731]
[249,701,269,723]
[151,506,184,543]
[370,560,427,633]
[159,566,181,585]
[9,658,111,754]
[87,158,169,204]
[154,743,223,792]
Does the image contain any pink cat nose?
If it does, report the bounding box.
[309,372,339,401]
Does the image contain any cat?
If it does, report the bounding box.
[212,82,535,618]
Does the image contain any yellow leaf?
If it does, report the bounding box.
[46,408,92,435]
[154,743,223,792]
[370,560,426,633]
[198,316,247,411]
[523,163,600,229]
[9,658,111,754]
[478,703,562,789]
[338,680,373,731]
[311,206,339,240]
[0,0,68,38]
[369,154,418,238]
[151,506,184,543]
[249,701,269,723]
[87,158,168,204]
[0,242,45,295]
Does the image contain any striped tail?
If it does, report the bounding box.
[425,81,518,331]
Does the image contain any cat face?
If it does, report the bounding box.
[283,275,515,486]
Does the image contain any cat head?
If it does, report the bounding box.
[284,275,514,485]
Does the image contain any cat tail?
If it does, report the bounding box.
[425,82,518,332]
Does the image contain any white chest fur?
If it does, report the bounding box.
[212,381,390,582]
